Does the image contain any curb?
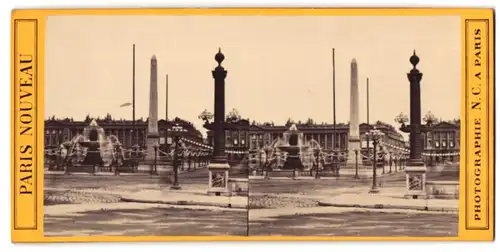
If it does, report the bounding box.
[120,197,247,210]
[317,201,458,213]
[249,176,373,181]
[44,168,202,176]
[248,172,403,181]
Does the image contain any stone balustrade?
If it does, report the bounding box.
[228,178,248,196]
[425,181,459,199]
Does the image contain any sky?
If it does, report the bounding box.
[45,15,461,136]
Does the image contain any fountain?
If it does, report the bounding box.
[248,124,326,172]
[274,124,310,170]
[66,119,122,167]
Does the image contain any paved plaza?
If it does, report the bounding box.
[248,166,459,237]
[44,163,459,237]
[44,167,248,236]
[249,207,458,237]
[45,203,247,236]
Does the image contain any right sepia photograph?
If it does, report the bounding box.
[245,16,460,237]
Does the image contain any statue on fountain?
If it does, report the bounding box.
[78,120,105,166]
[277,123,308,170]
[67,119,122,169]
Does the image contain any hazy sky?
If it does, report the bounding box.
[45,15,461,135]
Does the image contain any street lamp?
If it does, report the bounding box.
[171,123,187,190]
[365,127,384,194]
[314,149,321,179]
[389,152,393,173]
[129,129,133,148]
[151,142,159,175]
[353,149,359,179]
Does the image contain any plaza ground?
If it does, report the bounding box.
[248,165,459,237]
[249,207,458,237]
[44,166,248,236]
[45,203,247,236]
[44,164,458,237]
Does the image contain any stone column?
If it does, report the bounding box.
[207,49,230,196]
[407,51,424,166]
[405,51,426,199]
[146,55,159,161]
[346,59,361,167]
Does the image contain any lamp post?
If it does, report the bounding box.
[152,142,159,175]
[57,130,63,171]
[314,149,321,179]
[389,153,393,173]
[365,127,384,194]
[171,123,187,190]
[381,149,385,175]
[354,149,359,179]
[129,129,133,148]
[333,145,340,177]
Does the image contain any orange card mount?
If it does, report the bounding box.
[10,8,494,242]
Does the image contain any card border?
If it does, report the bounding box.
[9,8,495,242]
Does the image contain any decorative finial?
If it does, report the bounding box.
[409,50,419,68]
[215,48,225,66]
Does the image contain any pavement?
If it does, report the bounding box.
[43,163,459,237]
[249,166,405,180]
[44,203,247,237]
[45,186,247,210]
[45,163,205,176]
[318,187,458,213]
[120,189,247,209]
[45,164,457,213]
[45,166,248,211]
[249,207,458,237]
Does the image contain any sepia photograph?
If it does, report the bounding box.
[43,15,460,237]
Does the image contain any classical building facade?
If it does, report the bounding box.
[44,115,204,150]
[247,121,406,152]
[205,116,250,160]
[422,121,461,161]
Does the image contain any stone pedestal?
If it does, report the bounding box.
[346,138,361,167]
[207,162,230,196]
[404,166,427,199]
[146,136,159,160]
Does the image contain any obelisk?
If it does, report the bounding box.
[347,58,360,166]
[146,55,159,160]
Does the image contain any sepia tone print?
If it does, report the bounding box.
[43,15,460,237]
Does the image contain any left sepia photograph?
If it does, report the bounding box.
[43,16,249,237]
